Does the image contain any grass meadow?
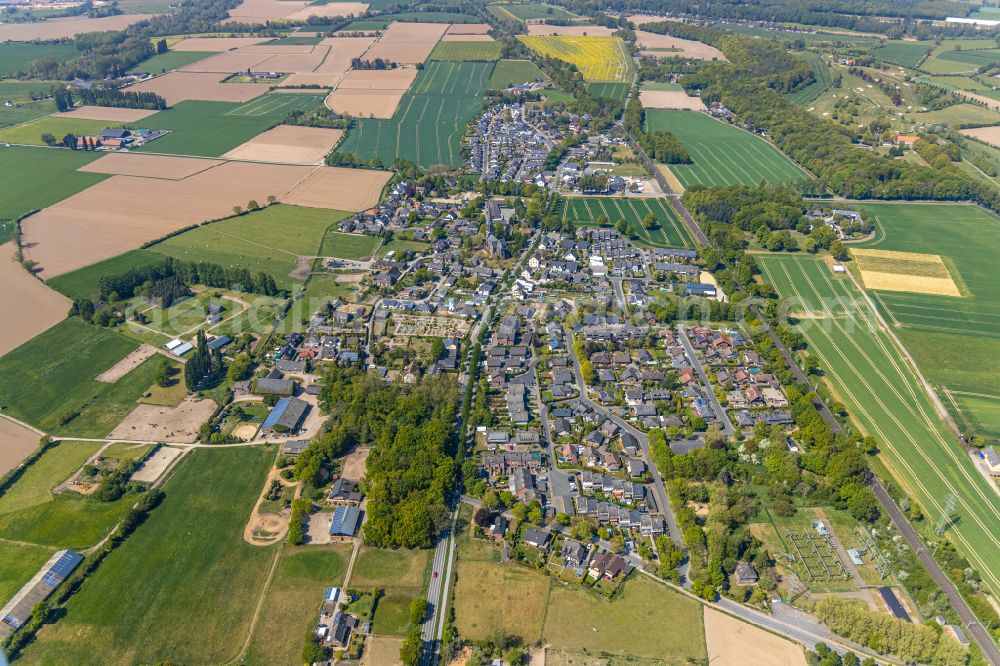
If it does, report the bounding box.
[0,98,57,128]
[0,116,127,146]
[789,52,831,106]
[488,59,548,90]
[857,202,1000,441]
[339,60,492,168]
[497,3,577,20]
[47,248,167,300]
[429,40,502,61]
[519,35,633,83]
[0,541,53,606]
[153,204,351,288]
[243,544,352,665]
[560,196,693,248]
[130,49,212,74]
[756,253,1000,599]
[319,229,381,259]
[0,43,79,77]
[0,146,107,220]
[587,81,629,100]
[349,546,431,636]
[870,41,932,68]
[135,94,325,157]
[22,447,275,665]
[644,110,807,188]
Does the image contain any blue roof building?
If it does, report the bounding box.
[329,505,362,537]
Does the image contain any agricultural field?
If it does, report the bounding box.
[921,40,1000,74]
[543,578,707,661]
[0,541,52,608]
[243,544,352,665]
[489,59,548,89]
[587,81,629,100]
[912,103,1000,127]
[0,98,57,128]
[153,204,351,289]
[21,447,275,666]
[519,35,633,82]
[0,116,127,146]
[46,249,168,301]
[492,3,578,20]
[429,39,502,61]
[130,49,213,73]
[319,230,381,259]
[349,546,430,636]
[135,94,325,157]
[338,60,491,168]
[855,203,1000,442]
[560,196,693,248]
[756,253,1000,599]
[870,40,932,68]
[788,52,832,106]
[0,43,79,76]
[0,318,150,435]
[644,110,808,188]
[0,439,133,550]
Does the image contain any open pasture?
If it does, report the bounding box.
[489,59,547,89]
[644,110,807,187]
[453,551,550,641]
[363,21,449,64]
[22,160,319,277]
[21,447,276,666]
[0,115,126,146]
[429,39,501,61]
[0,241,70,358]
[320,230,381,259]
[560,196,692,248]
[0,146,108,221]
[135,95,324,156]
[338,60,491,168]
[0,98,56,128]
[154,204,351,288]
[46,249,167,301]
[0,43,79,76]
[543,578,706,661]
[519,35,633,82]
[870,40,931,68]
[756,253,1000,599]
[130,49,213,74]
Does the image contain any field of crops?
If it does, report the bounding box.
[560,196,693,248]
[857,202,1000,441]
[644,110,807,188]
[488,59,547,89]
[494,3,577,20]
[587,81,629,100]
[788,52,832,106]
[757,253,1000,599]
[429,40,502,61]
[0,43,79,77]
[129,49,212,74]
[338,60,491,168]
[519,35,633,82]
[0,146,107,222]
[870,41,932,68]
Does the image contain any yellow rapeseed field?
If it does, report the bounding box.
[518,35,633,82]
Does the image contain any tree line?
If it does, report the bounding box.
[96,256,280,302]
[623,97,691,164]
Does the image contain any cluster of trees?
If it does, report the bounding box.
[89,459,144,502]
[184,330,224,390]
[815,597,966,665]
[97,256,280,301]
[351,57,394,70]
[282,107,351,129]
[77,87,167,110]
[288,498,310,546]
[623,98,691,164]
[807,643,876,666]
[293,368,459,548]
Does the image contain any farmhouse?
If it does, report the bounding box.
[0,550,83,638]
[260,396,309,435]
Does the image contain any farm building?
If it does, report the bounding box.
[260,396,309,435]
[0,550,83,638]
[329,505,363,537]
[255,377,295,396]
[281,440,310,456]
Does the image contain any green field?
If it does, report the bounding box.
[856,203,1000,441]
[319,229,381,259]
[338,60,491,168]
[491,2,577,20]
[560,196,693,248]
[21,447,275,665]
[543,578,706,660]
[871,41,932,68]
[912,103,1000,127]
[488,59,548,89]
[0,80,61,102]
[936,48,1000,69]
[429,40,502,61]
[0,98,57,129]
[645,110,808,187]
[0,43,79,77]
[135,94,325,157]
[0,146,106,220]
[756,253,1000,599]
[0,318,147,435]
[244,544,352,665]
[0,116,126,146]
[0,541,52,607]
[640,81,683,91]
[46,249,168,301]
[789,52,832,106]
[130,50,212,74]
[587,81,629,100]
[153,204,351,289]
[0,439,133,550]
[349,546,430,637]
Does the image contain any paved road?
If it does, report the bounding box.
[676,325,735,436]
[871,480,1000,666]
[761,323,841,433]
[610,276,628,313]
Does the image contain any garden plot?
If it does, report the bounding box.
[0,242,69,357]
[282,166,391,212]
[23,161,318,277]
[852,248,961,297]
[222,125,344,164]
[171,37,271,51]
[109,396,217,443]
[704,608,805,666]
[78,153,224,179]
[0,14,152,41]
[635,30,725,60]
[639,89,705,110]
[363,21,449,64]
[0,417,39,477]
[392,314,471,337]
[56,106,159,122]
[126,72,271,105]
